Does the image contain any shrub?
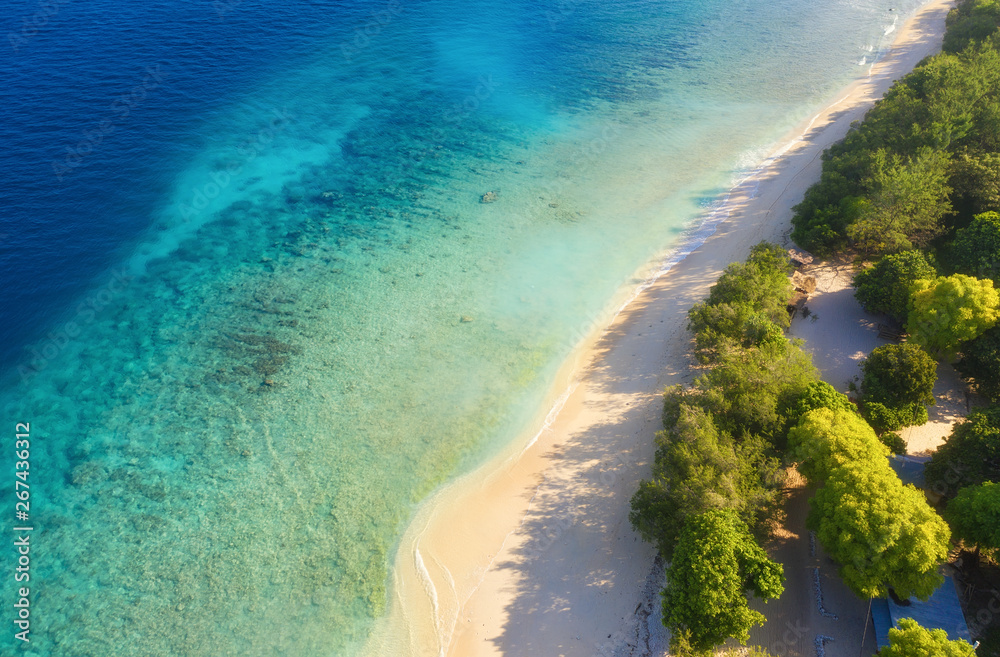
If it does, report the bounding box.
[955,324,1000,400]
[952,211,1000,283]
[809,460,950,600]
[926,405,1000,495]
[662,510,784,655]
[854,250,937,321]
[860,343,938,413]
[907,274,1000,357]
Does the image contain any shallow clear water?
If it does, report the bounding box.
[0,0,925,654]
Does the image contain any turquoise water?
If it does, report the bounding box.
[0,0,926,654]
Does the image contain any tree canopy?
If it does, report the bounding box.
[927,405,1000,495]
[955,324,1000,400]
[846,148,952,257]
[662,510,784,655]
[945,480,1000,552]
[952,211,1000,282]
[881,618,977,657]
[809,460,950,600]
[942,0,1000,53]
[791,3,1000,255]
[688,242,794,362]
[854,250,937,321]
[907,274,1000,357]
[629,405,781,559]
[791,380,857,418]
[861,343,938,407]
[787,407,888,485]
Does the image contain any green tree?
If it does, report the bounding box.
[955,324,1000,400]
[854,250,937,321]
[688,242,794,362]
[907,274,1000,357]
[952,211,1000,283]
[846,148,953,257]
[703,242,794,324]
[687,339,819,444]
[927,406,1000,495]
[630,404,783,558]
[950,151,1000,219]
[663,510,784,655]
[791,380,858,419]
[809,460,950,600]
[864,401,928,435]
[860,343,938,428]
[787,407,888,485]
[943,0,1000,53]
[945,481,1000,552]
[630,405,740,558]
[881,618,977,657]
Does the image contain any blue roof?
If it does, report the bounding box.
[872,598,893,648]
[873,576,972,647]
[890,454,930,489]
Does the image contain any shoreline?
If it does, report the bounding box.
[361,1,955,655]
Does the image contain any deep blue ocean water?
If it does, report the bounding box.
[1,0,924,654]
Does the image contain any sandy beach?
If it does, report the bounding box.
[362,2,956,655]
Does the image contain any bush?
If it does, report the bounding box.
[945,481,1000,552]
[662,510,784,655]
[926,405,1000,495]
[863,401,928,434]
[879,432,908,456]
[791,380,857,420]
[689,339,818,444]
[861,343,938,413]
[907,274,1000,357]
[787,407,889,485]
[955,324,1000,400]
[630,404,783,559]
[854,250,937,321]
[952,211,1000,283]
[881,618,976,657]
[688,242,794,362]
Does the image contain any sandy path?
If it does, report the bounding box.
[361,2,955,656]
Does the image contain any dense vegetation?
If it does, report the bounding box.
[791,0,1000,258]
[927,405,1000,493]
[859,343,938,432]
[882,619,978,657]
[854,250,937,321]
[631,244,809,653]
[810,459,949,599]
[632,5,1000,649]
[631,245,951,653]
[662,510,784,653]
[945,481,1000,554]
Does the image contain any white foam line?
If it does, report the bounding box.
[520,383,578,455]
[517,86,858,474]
[414,548,446,657]
[430,552,460,652]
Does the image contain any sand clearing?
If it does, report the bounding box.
[790,258,975,456]
[362,2,956,655]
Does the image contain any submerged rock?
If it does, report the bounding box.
[480,190,498,203]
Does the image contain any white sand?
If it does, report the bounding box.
[361,2,956,655]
